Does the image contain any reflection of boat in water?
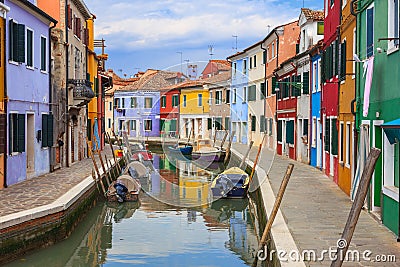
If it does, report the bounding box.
[191,139,226,162]
[191,158,226,173]
[211,167,250,199]
[205,198,249,224]
[106,201,141,223]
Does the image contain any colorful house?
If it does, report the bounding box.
[355,0,400,236]
[0,1,10,188]
[321,0,341,182]
[227,53,249,144]
[262,21,302,151]
[178,81,210,140]
[5,0,56,185]
[309,41,324,169]
[160,85,180,138]
[337,0,356,196]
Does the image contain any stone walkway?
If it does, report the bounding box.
[231,142,400,266]
[0,147,117,217]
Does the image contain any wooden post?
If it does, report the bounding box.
[249,133,267,184]
[106,132,121,174]
[252,164,294,267]
[105,154,114,181]
[330,148,381,267]
[93,134,112,186]
[224,131,235,164]
[220,130,229,149]
[239,141,254,169]
[213,128,217,146]
[86,138,106,196]
[186,128,192,147]
[92,168,101,194]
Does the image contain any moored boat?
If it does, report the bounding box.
[129,142,153,161]
[167,144,193,155]
[191,139,226,162]
[106,175,141,202]
[211,167,249,199]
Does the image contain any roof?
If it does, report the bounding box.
[202,71,231,85]
[117,70,182,92]
[13,0,57,24]
[301,8,324,21]
[164,80,205,90]
[71,0,91,19]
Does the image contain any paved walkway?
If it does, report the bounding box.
[231,142,400,266]
[0,147,117,218]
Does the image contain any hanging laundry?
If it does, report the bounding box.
[363,56,374,117]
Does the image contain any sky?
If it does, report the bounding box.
[85,0,324,78]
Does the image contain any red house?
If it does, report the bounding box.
[321,0,341,182]
[160,86,180,137]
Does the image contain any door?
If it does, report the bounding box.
[282,120,287,155]
[317,118,322,168]
[330,118,334,176]
[27,114,35,175]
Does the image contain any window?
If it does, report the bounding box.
[325,118,330,152]
[303,72,309,94]
[277,120,282,142]
[366,5,374,58]
[226,89,230,104]
[130,120,136,130]
[172,95,179,107]
[67,5,72,29]
[121,98,125,108]
[303,119,308,136]
[131,97,137,108]
[74,16,81,39]
[170,119,177,132]
[109,102,112,111]
[233,62,237,76]
[233,88,237,103]
[114,98,120,108]
[198,94,202,106]
[144,97,153,108]
[41,114,53,148]
[243,59,247,74]
[263,50,266,64]
[251,116,256,132]
[161,96,166,108]
[318,59,321,91]
[260,115,265,132]
[225,117,230,131]
[207,118,212,129]
[26,28,33,67]
[253,55,257,68]
[9,113,25,153]
[330,0,334,6]
[271,42,275,58]
[108,118,111,128]
[243,87,247,102]
[346,123,351,166]
[317,22,324,35]
[267,47,270,61]
[144,120,152,131]
[286,120,294,145]
[339,122,344,162]
[339,40,347,81]
[260,82,266,99]
[269,118,273,136]
[302,29,306,49]
[215,90,222,105]
[388,0,400,49]
[271,76,277,94]
[183,95,187,107]
[215,117,223,130]
[352,28,356,77]
[331,118,338,155]
[249,57,252,69]
[313,61,318,93]
[9,19,25,63]
[312,117,317,147]
[248,85,256,101]
[209,92,213,104]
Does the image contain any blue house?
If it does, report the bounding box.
[227,53,249,144]
[5,0,56,185]
[309,43,323,169]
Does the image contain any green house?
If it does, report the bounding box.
[356,0,400,236]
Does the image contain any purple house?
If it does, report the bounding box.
[113,70,184,138]
[5,0,56,185]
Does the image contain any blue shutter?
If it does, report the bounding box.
[366,7,374,58]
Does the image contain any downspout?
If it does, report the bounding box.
[85,19,89,154]
[261,41,267,137]
[49,21,57,172]
[3,15,8,188]
[65,1,69,167]
[274,29,280,149]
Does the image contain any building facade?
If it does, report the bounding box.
[6,0,56,185]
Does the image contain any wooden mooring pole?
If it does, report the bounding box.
[93,135,112,186]
[106,132,121,174]
[252,163,294,267]
[220,130,229,149]
[86,138,106,196]
[239,141,254,169]
[330,148,381,267]
[249,134,267,184]
[224,131,235,164]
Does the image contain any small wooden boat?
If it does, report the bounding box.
[129,142,153,161]
[210,167,249,199]
[106,175,141,202]
[167,144,193,155]
[191,139,226,162]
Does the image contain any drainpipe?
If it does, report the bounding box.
[261,42,267,137]
[65,1,70,167]
[274,29,280,149]
[3,15,8,188]
[49,21,57,172]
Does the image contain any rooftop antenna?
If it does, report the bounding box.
[232,35,238,52]
[208,45,214,76]
[176,51,183,75]
[184,59,190,77]
[267,25,271,34]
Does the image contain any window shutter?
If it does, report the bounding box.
[17,24,25,63]
[331,119,338,155]
[260,82,266,99]
[171,119,177,131]
[9,19,14,61]
[335,40,339,76]
[251,116,256,131]
[286,120,294,145]
[68,5,72,29]
[48,114,54,147]
[207,118,212,129]
[42,114,48,147]
[225,117,230,131]
[0,114,6,154]
[17,114,25,152]
[87,118,92,141]
[271,76,276,94]
[321,51,326,82]
[325,118,330,152]
[41,37,47,71]
[260,115,265,132]
[340,41,347,81]
[277,120,282,142]
[160,119,165,131]
[303,72,309,94]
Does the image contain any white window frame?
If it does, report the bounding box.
[345,122,351,168]
[40,35,47,73]
[172,94,179,107]
[388,0,400,53]
[144,119,152,132]
[352,28,356,79]
[232,88,237,103]
[26,27,34,69]
[312,117,317,148]
[243,59,247,75]
[215,90,222,105]
[339,121,344,163]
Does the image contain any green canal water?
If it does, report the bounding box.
[5,153,270,267]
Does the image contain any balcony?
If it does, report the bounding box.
[68,79,95,107]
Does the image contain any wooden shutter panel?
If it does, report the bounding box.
[42,114,48,147]
[68,5,72,29]
[48,114,54,147]
[17,24,25,63]
[9,19,14,61]
[225,117,230,131]
[325,118,330,152]
[277,120,282,142]
[0,114,6,154]
[87,119,92,141]
[251,116,256,131]
[17,114,25,152]
[331,119,338,155]
[303,72,309,94]
[271,76,276,94]
[207,118,212,129]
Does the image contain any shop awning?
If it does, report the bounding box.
[381,119,400,144]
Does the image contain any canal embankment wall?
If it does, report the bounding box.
[0,150,124,265]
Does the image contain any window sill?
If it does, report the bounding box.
[8,60,20,66]
[345,163,351,169]
[387,46,399,55]
[26,66,34,71]
[40,70,48,74]
[382,186,399,202]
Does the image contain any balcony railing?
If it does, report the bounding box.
[68,79,95,99]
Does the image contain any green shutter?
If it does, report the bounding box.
[17,24,25,63]
[9,20,14,61]
[216,117,222,130]
[48,114,54,147]
[272,76,277,94]
[17,114,25,152]
[0,114,6,154]
[87,118,92,141]
[42,114,48,147]
[225,117,230,131]
[331,119,338,155]
[340,41,347,81]
[9,114,17,153]
[26,30,33,67]
[286,120,294,145]
[207,118,212,129]
[277,120,282,142]
[303,72,309,94]
[335,40,339,77]
[321,51,326,82]
[260,82,266,99]
[41,37,46,71]
[160,119,165,131]
[170,119,177,131]
[260,115,265,132]
[251,116,256,131]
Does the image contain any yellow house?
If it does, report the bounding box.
[177,81,210,139]
[337,1,356,196]
[86,16,99,144]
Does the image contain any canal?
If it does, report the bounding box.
[5,153,270,267]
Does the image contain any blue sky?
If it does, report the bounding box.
[86,0,323,77]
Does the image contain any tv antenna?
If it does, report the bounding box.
[232,35,238,52]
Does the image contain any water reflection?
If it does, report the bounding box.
[6,154,267,267]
